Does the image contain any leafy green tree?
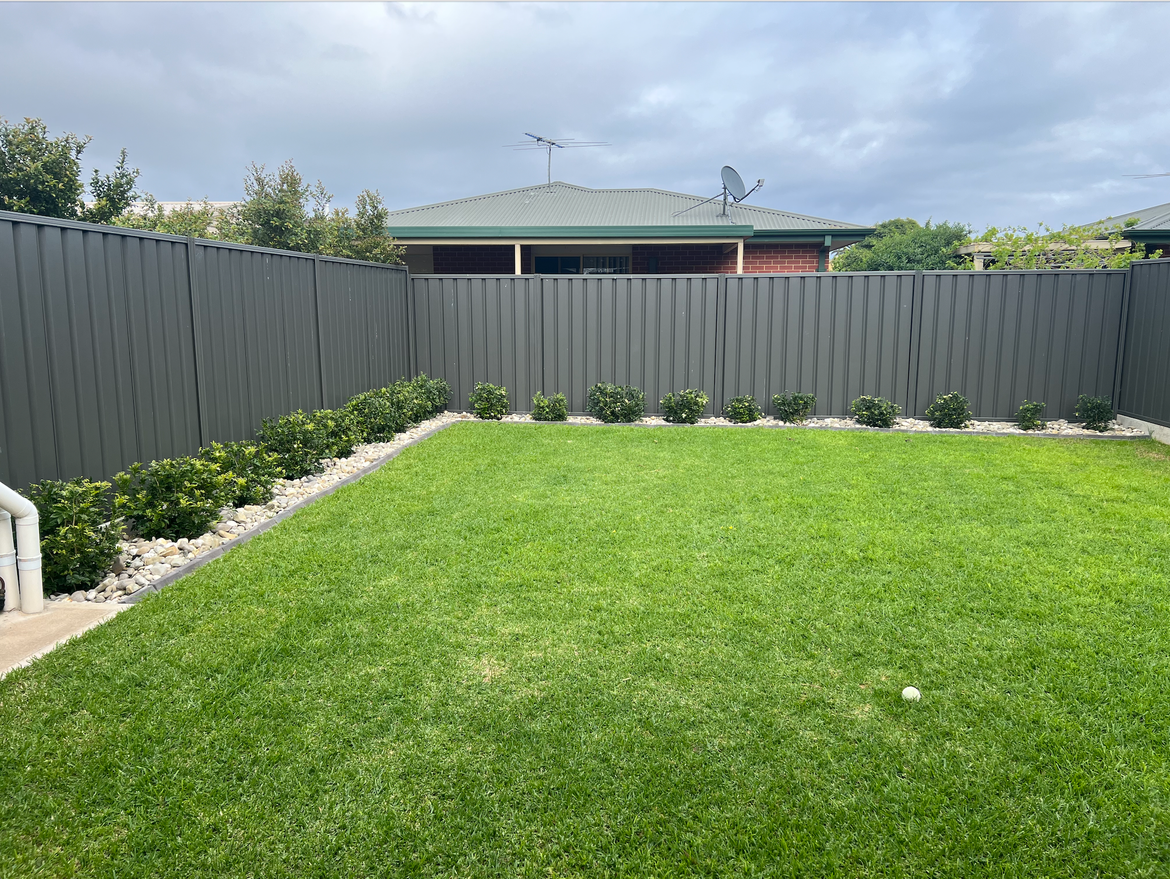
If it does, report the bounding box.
[831,218,970,271]
[0,117,89,218]
[326,189,405,264]
[220,160,332,252]
[218,160,402,263]
[969,221,1161,269]
[114,195,225,238]
[0,116,141,223]
[81,148,141,225]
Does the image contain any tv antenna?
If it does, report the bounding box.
[504,133,610,185]
[1126,172,1170,178]
[672,166,765,219]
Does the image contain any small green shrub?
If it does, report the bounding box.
[114,457,231,540]
[257,409,333,479]
[310,408,361,459]
[469,382,509,420]
[344,388,408,443]
[1016,400,1047,431]
[1075,395,1113,432]
[661,389,709,424]
[26,478,121,594]
[408,374,451,420]
[772,391,817,423]
[723,395,762,423]
[532,391,568,422]
[345,375,451,441]
[586,382,645,423]
[198,441,282,507]
[924,391,972,429]
[850,395,901,428]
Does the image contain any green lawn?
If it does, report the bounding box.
[2,423,1169,878]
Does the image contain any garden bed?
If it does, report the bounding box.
[497,410,1147,437]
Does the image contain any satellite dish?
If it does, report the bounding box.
[721,166,747,201]
[671,166,765,219]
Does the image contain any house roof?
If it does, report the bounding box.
[1095,201,1170,244]
[384,182,872,243]
[1098,201,1170,231]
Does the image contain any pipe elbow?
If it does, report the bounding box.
[0,482,37,521]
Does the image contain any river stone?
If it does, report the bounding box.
[70,591,86,602]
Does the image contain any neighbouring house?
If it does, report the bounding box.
[955,200,1170,269]
[1098,201,1170,257]
[385,182,873,275]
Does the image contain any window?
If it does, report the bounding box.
[534,256,580,274]
[583,256,630,274]
[534,254,630,274]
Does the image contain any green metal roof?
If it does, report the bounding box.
[1097,201,1170,232]
[385,182,872,241]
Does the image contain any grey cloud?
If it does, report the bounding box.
[0,1,1166,229]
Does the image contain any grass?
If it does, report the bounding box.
[2,423,1169,878]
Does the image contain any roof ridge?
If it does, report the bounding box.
[383,182,870,232]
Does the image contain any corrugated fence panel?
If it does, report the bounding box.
[411,276,541,412]
[1118,258,1170,427]
[0,210,412,489]
[0,216,201,489]
[539,275,722,415]
[720,272,916,417]
[914,271,1126,420]
[194,244,323,440]
[317,260,410,408]
[4,205,1166,492]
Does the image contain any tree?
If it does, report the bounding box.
[219,160,332,252]
[0,116,141,223]
[113,195,224,238]
[326,189,405,264]
[0,117,89,218]
[105,154,404,265]
[831,218,970,271]
[218,160,403,264]
[969,220,1161,270]
[81,148,140,225]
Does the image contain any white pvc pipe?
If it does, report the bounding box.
[0,482,42,614]
[0,510,17,613]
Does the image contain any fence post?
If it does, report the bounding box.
[313,256,328,409]
[713,274,729,417]
[185,236,208,447]
[1112,266,1133,413]
[405,268,418,380]
[905,270,924,417]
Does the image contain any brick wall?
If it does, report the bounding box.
[632,242,822,274]
[742,243,820,273]
[431,243,822,274]
[432,245,515,274]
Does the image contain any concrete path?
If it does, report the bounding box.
[0,601,127,678]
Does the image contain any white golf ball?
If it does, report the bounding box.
[902,686,922,702]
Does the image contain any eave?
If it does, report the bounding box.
[385,224,875,246]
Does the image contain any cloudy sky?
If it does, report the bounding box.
[2,1,1167,230]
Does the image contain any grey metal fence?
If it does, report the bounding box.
[4,206,1165,491]
[719,272,916,418]
[912,270,1128,421]
[0,211,410,490]
[413,269,1129,422]
[412,275,721,415]
[1117,258,1170,428]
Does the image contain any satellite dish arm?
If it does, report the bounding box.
[735,179,765,202]
[671,192,725,218]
